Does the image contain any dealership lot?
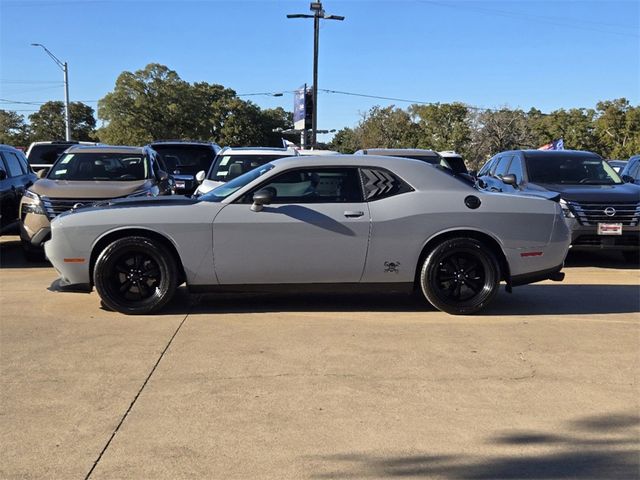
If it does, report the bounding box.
[1,235,638,479]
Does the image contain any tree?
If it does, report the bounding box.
[28,101,96,141]
[98,64,192,144]
[409,102,472,157]
[468,108,533,170]
[356,105,419,148]
[329,127,361,153]
[98,63,295,147]
[0,109,29,146]
[528,107,598,152]
[595,98,640,158]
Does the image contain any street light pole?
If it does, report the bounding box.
[31,43,71,141]
[287,2,344,148]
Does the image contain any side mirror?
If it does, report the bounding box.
[157,170,169,182]
[468,170,477,178]
[501,173,518,186]
[251,188,274,212]
[195,170,206,184]
[0,169,6,180]
[36,169,47,179]
[621,174,634,183]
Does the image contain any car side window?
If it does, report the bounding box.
[253,168,363,203]
[507,156,524,183]
[1,152,26,177]
[360,168,413,201]
[630,161,640,179]
[493,155,512,177]
[478,157,496,176]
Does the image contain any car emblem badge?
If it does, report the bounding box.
[604,207,616,217]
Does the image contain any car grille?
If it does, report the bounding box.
[566,201,640,226]
[41,197,102,220]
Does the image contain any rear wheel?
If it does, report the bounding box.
[420,238,500,315]
[93,236,178,315]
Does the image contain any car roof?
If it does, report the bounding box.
[355,148,440,158]
[149,140,219,147]
[219,146,299,156]
[502,149,602,159]
[65,145,146,154]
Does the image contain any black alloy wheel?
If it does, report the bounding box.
[94,236,178,314]
[420,238,500,315]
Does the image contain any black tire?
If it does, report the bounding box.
[622,250,640,265]
[93,236,178,315]
[420,237,500,315]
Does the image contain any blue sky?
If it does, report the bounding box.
[1,0,638,142]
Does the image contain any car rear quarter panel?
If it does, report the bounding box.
[363,189,565,282]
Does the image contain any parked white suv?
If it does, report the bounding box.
[194,147,299,196]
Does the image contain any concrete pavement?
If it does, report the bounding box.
[1,236,638,479]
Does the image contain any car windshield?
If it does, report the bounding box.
[200,164,274,202]
[526,153,623,185]
[151,145,215,172]
[209,154,292,182]
[48,153,149,181]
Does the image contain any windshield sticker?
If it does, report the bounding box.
[60,155,73,164]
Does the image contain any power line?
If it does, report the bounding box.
[422,1,640,38]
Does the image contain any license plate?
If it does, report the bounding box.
[597,223,622,235]
[175,180,186,189]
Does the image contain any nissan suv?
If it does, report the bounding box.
[20,145,173,257]
[148,140,221,195]
[477,149,640,262]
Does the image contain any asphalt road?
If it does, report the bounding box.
[1,235,638,480]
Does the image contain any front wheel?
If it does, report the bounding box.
[93,236,178,314]
[420,238,500,315]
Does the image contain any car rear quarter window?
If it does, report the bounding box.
[360,168,413,201]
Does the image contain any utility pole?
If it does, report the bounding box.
[287,2,344,148]
[31,43,71,141]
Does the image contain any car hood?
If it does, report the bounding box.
[30,179,153,199]
[534,182,640,203]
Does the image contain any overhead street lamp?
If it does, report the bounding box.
[287,1,344,147]
[31,43,71,141]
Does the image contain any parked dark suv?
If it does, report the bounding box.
[0,144,37,235]
[477,150,640,262]
[148,141,221,195]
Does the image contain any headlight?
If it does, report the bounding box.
[24,189,40,201]
[21,202,46,216]
[21,190,46,215]
[559,199,575,218]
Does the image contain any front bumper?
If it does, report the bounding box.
[567,219,640,252]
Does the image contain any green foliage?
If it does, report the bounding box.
[0,109,29,146]
[410,102,471,155]
[28,101,96,142]
[329,127,361,153]
[97,63,292,146]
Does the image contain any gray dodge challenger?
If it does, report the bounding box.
[44,155,571,315]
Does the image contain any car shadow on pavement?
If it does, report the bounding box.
[565,250,639,269]
[0,236,49,268]
[307,411,640,479]
[159,283,640,316]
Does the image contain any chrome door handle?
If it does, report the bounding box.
[344,210,365,218]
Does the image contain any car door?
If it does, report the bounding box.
[0,151,31,229]
[212,167,371,284]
